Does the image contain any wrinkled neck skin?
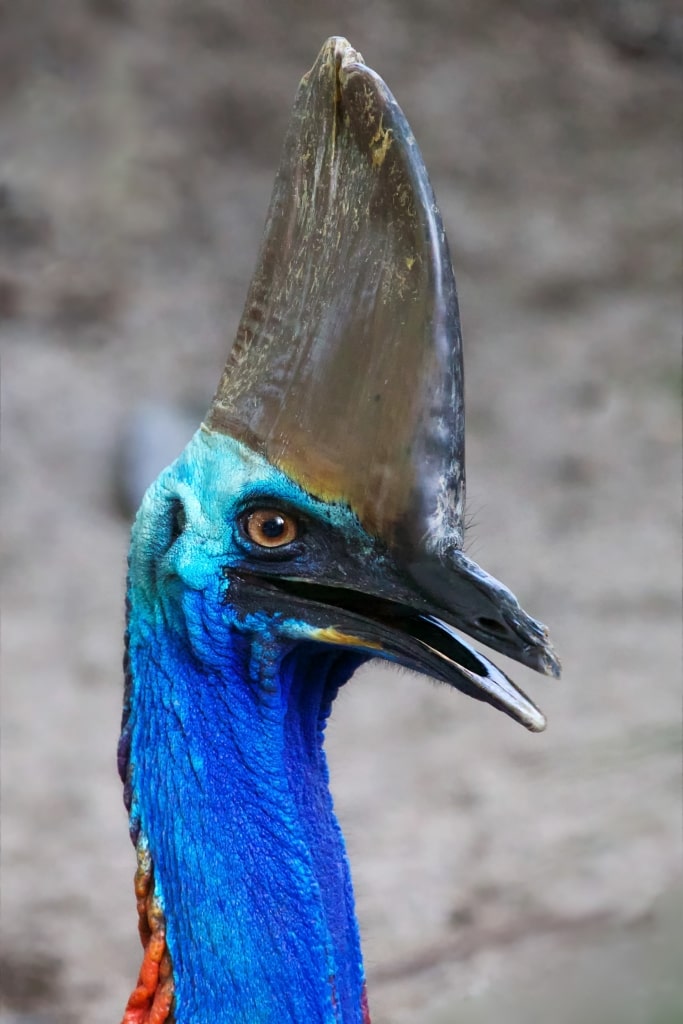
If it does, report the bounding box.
[120,433,372,1024]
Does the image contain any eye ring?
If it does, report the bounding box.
[242,508,299,549]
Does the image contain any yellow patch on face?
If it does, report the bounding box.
[312,627,382,651]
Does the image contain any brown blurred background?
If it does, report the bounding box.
[1,2,680,1022]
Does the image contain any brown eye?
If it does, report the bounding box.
[244,509,298,548]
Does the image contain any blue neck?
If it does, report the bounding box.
[122,581,369,1024]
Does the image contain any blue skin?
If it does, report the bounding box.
[122,428,383,1023]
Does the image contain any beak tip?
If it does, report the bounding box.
[526,710,548,733]
[541,645,562,680]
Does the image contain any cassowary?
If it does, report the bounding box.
[119,37,560,1024]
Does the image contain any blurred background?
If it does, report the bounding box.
[1,2,680,1022]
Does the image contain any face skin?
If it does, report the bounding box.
[130,427,386,638]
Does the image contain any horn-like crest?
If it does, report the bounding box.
[206,37,464,551]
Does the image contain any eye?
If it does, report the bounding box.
[243,509,298,548]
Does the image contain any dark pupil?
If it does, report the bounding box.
[261,515,286,539]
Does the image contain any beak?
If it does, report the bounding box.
[210,37,560,728]
[229,564,554,733]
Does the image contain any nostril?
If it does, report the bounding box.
[476,616,508,638]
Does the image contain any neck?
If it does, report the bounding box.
[121,582,370,1024]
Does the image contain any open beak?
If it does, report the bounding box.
[210,37,560,729]
[229,567,554,733]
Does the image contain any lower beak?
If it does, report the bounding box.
[231,574,547,732]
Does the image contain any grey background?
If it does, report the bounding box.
[1,2,680,1021]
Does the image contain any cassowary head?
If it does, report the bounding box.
[121,37,560,1024]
